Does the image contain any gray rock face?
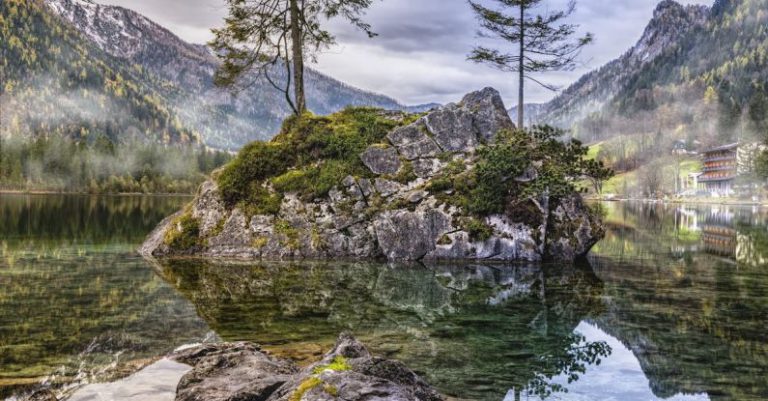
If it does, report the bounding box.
[387,123,441,160]
[170,334,442,401]
[361,146,401,175]
[374,208,453,261]
[545,196,605,261]
[460,87,516,142]
[141,87,603,263]
[173,342,298,401]
[424,106,477,152]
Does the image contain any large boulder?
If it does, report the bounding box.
[373,207,453,260]
[424,105,478,152]
[171,334,443,401]
[140,87,603,263]
[460,87,516,142]
[386,122,442,160]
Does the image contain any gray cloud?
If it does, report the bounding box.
[102,0,709,106]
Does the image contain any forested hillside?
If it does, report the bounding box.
[533,0,768,195]
[0,0,229,193]
[44,0,408,149]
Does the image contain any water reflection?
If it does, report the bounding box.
[0,195,208,398]
[1,197,767,401]
[590,201,768,400]
[593,201,768,265]
[152,260,611,401]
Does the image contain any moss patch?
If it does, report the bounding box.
[463,217,494,242]
[289,376,323,401]
[313,356,352,374]
[217,108,409,210]
[163,212,201,250]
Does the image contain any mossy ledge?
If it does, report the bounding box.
[140,88,605,262]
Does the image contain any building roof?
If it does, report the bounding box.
[704,142,739,153]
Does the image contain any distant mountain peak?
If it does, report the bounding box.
[534,0,709,129]
[40,0,414,149]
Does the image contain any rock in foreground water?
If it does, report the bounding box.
[172,334,443,401]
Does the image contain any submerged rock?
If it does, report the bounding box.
[141,87,603,262]
[172,334,443,401]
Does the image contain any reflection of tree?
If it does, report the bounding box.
[590,255,768,400]
[525,333,612,399]
[0,194,187,257]
[154,260,611,401]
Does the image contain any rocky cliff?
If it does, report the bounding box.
[140,88,604,262]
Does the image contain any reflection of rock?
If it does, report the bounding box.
[173,334,442,401]
[153,260,606,400]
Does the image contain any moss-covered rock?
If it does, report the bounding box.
[141,88,605,262]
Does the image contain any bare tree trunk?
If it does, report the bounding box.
[289,0,306,114]
[517,3,525,129]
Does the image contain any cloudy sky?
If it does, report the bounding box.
[102,0,709,106]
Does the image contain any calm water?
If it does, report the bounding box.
[1,196,767,401]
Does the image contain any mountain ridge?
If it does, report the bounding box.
[537,0,711,131]
[42,0,414,149]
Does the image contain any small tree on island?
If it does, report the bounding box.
[210,0,377,115]
[467,0,593,128]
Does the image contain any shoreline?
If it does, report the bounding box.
[586,197,767,207]
[0,190,195,197]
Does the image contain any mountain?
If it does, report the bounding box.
[0,0,234,193]
[43,0,409,149]
[528,0,768,194]
[0,0,200,146]
[536,0,710,133]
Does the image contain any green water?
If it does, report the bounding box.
[1,196,767,400]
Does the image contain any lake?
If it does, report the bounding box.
[0,195,767,401]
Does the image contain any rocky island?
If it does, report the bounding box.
[141,88,604,262]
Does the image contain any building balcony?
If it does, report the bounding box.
[699,174,737,182]
[703,165,736,172]
[702,155,737,163]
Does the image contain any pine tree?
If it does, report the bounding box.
[210,0,377,115]
[467,0,593,128]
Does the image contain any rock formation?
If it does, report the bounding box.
[140,88,604,262]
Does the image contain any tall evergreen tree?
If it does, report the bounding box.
[467,0,593,128]
[210,0,376,115]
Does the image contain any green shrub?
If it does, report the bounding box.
[217,107,406,208]
[164,213,201,250]
[463,218,494,242]
[217,141,293,206]
[426,177,453,192]
[391,160,417,184]
[239,186,283,216]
